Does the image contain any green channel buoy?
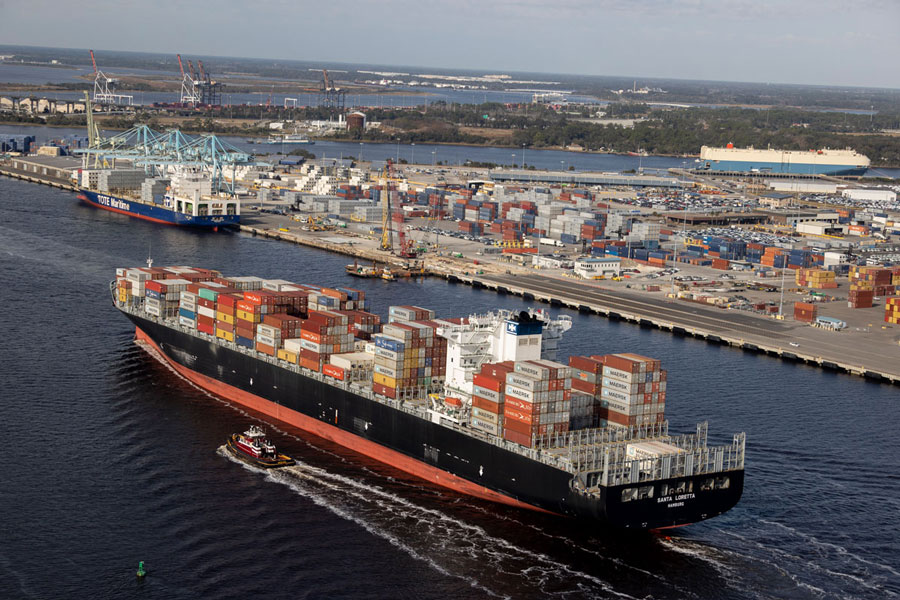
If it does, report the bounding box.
[136,561,146,578]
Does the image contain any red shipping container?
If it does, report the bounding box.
[373,383,396,398]
[503,428,533,447]
[215,321,235,334]
[472,396,501,412]
[299,357,322,372]
[198,322,216,335]
[323,365,345,380]
[473,373,503,392]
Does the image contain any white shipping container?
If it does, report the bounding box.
[472,385,500,403]
[470,418,500,436]
[472,406,501,424]
[179,316,197,329]
[513,361,550,380]
[197,305,216,319]
[256,334,277,348]
[374,364,398,378]
[625,441,684,460]
[506,372,545,391]
[601,387,642,405]
[283,338,304,354]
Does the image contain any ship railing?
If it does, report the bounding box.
[569,431,746,494]
[533,421,672,452]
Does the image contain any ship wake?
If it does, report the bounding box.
[218,446,646,600]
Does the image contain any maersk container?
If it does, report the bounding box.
[179,307,196,320]
[236,335,254,349]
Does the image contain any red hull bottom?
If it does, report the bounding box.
[135,326,553,514]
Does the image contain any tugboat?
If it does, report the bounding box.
[226,425,295,468]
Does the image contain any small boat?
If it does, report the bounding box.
[226,425,294,468]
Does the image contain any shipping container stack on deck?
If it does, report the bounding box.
[144,279,191,318]
[598,354,666,428]
[568,355,604,427]
[569,354,666,430]
[289,310,353,372]
[372,315,447,402]
[502,360,571,448]
[469,361,515,436]
[885,297,900,325]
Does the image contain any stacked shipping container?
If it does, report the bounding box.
[469,362,515,436]
[502,360,571,448]
[884,297,900,325]
[570,354,666,430]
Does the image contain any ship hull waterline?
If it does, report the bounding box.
[127,314,744,529]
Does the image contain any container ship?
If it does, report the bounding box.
[699,143,870,176]
[112,265,746,529]
[76,169,240,229]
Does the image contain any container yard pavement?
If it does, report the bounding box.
[238,212,900,381]
[474,272,900,380]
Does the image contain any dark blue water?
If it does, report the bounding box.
[1,176,899,599]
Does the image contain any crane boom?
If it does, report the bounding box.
[89,49,98,74]
[198,60,206,81]
[380,159,393,252]
[322,69,331,91]
[176,54,185,78]
[187,60,197,81]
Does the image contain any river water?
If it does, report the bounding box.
[1,176,898,599]
[4,124,900,179]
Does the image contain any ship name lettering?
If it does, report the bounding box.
[667,501,684,508]
[675,493,695,501]
[98,195,129,211]
[657,496,672,504]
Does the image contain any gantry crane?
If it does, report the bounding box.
[89,49,133,105]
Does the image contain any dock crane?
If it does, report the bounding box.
[380,158,394,252]
[320,69,346,113]
[379,159,417,259]
[89,49,132,105]
[177,54,199,105]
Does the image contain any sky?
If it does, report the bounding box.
[1,0,899,88]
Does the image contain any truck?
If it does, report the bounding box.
[540,237,565,248]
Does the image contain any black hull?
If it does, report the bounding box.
[127,313,744,529]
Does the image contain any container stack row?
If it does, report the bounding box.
[849,266,896,298]
[372,320,447,401]
[469,361,515,436]
[569,354,666,430]
[885,297,900,324]
[793,302,818,323]
[287,310,355,371]
[795,268,838,289]
[502,360,572,448]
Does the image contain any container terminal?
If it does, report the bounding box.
[2,130,900,383]
[113,263,745,529]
